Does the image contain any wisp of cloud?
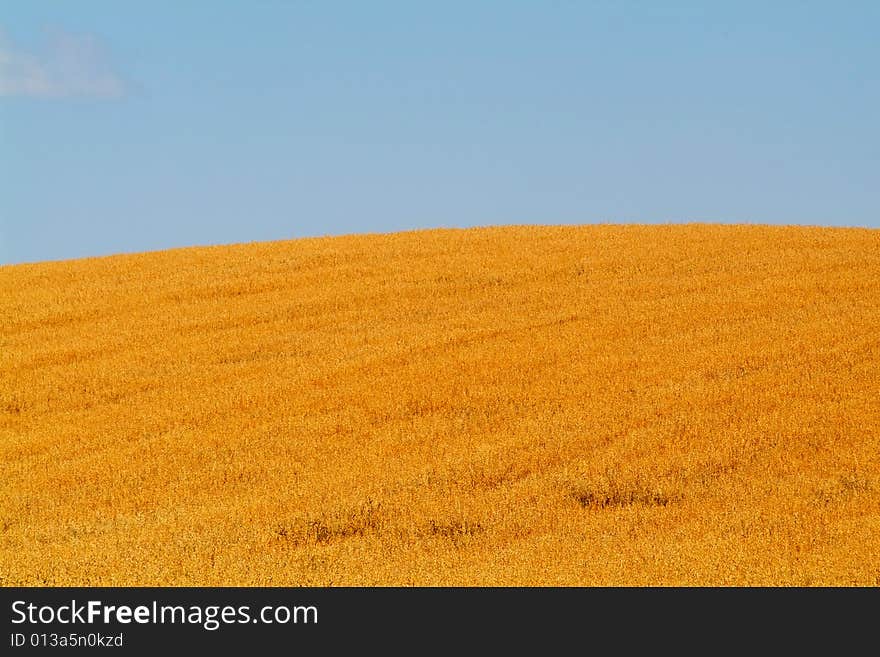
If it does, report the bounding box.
[0,27,125,99]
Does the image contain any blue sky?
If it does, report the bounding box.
[1,2,877,264]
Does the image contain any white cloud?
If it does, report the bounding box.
[0,28,125,99]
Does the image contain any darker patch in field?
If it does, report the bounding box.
[466,463,532,491]
[3,401,22,415]
[427,519,485,544]
[812,474,873,507]
[274,500,383,546]
[704,359,767,383]
[571,488,672,510]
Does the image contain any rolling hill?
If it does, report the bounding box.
[2,224,879,585]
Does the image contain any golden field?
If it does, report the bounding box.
[1,223,879,586]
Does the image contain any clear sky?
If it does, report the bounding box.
[1,2,877,264]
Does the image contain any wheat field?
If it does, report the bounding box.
[2,224,879,585]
